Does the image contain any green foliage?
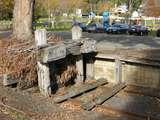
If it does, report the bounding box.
[102,0,142,11]
[0,0,143,20]
[34,0,47,18]
[0,0,14,20]
[131,0,142,11]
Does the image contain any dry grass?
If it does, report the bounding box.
[0,33,77,89]
[0,37,37,89]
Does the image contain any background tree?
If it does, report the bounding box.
[142,0,160,17]
[57,0,85,15]
[108,0,142,12]
[34,0,47,18]
[97,1,114,14]
[41,0,60,19]
[127,0,142,12]
[0,0,14,20]
[13,0,35,40]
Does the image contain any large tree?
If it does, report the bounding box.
[142,0,160,17]
[13,0,34,40]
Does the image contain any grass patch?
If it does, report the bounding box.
[34,22,72,31]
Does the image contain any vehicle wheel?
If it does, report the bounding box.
[114,31,118,34]
[157,33,160,37]
[157,30,160,37]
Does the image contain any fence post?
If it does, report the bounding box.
[115,57,122,83]
[72,25,84,84]
[35,29,47,47]
[86,57,94,80]
[35,29,51,96]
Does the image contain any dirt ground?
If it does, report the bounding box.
[0,82,111,120]
[0,81,159,120]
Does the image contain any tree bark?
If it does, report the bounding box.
[13,0,34,40]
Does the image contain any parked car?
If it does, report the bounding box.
[106,23,129,34]
[156,29,160,37]
[86,23,97,33]
[95,23,105,33]
[85,22,105,33]
[128,25,149,36]
[79,22,87,32]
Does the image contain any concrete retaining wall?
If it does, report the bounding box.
[94,59,160,88]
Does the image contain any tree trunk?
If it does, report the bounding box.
[13,0,34,40]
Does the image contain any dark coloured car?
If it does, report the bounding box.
[86,23,97,33]
[79,23,87,32]
[95,23,105,33]
[156,29,160,37]
[86,23,105,33]
[128,25,149,36]
[106,23,129,34]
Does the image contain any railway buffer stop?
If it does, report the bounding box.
[35,25,98,96]
[34,25,128,112]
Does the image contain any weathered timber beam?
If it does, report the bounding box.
[53,79,108,103]
[86,57,94,80]
[64,37,97,54]
[81,83,126,111]
[96,54,160,67]
[72,25,84,83]
[37,62,51,96]
[72,25,82,41]
[3,74,19,86]
[38,43,66,63]
[35,29,47,47]
[65,41,82,55]
[80,38,97,53]
[35,29,52,96]
[115,57,122,83]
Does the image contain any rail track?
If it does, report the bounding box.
[53,79,160,120]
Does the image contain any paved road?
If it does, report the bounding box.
[54,31,160,50]
[0,31,12,39]
[1,30,160,50]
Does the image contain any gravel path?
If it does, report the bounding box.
[0,83,112,120]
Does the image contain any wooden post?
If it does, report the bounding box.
[35,29,47,47]
[72,25,82,41]
[72,25,84,83]
[86,58,94,80]
[3,74,19,86]
[37,62,51,96]
[115,57,122,83]
[76,55,84,83]
[35,29,51,96]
